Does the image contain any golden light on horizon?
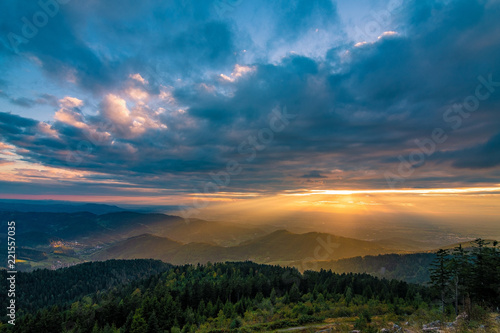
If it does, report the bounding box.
[283,186,500,196]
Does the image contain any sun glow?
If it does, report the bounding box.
[283,186,500,196]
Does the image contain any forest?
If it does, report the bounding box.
[0,240,498,332]
[428,239,500,316]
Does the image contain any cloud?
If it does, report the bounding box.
[437,132,500,169]
[0,112,38,133]
[100,95,131,126]
[301,170,327,178]
[0,91,58,108]
[54,97,86,129]
[129,73,148,85]
[0,1,239,93]
[0,0,499,196]
[219,64,256,82]
[98,94,165,138]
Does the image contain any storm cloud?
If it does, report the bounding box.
[1,0,500,197]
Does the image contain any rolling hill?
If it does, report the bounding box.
[0,211,266,247]
[91,229,401,265]
[371,237,440,251]
[288,252,437,284]
[428,238,499,251]
[0,200,126,214]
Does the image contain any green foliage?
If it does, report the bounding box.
[429,239,500,316]
[429,249,452,312]
[229,317,242,329]
[146,311,160,333]
[0,260,434,333]
[130,309,147,333]
[288,284,301,303]
[345,286,353,305]
[0,259,170,315]
[315,252,437,284]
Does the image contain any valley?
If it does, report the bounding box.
[1,204,495,286]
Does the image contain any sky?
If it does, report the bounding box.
[0,0,500,219]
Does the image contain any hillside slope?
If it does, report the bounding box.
[0,211,265,247]
[91,230,400,265]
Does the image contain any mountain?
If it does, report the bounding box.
[288,252,437,284]
[7,208,485,275]
[91,230,401,265]
[15,231,62,247]
[0,211,104,243]
[371,237,440,251]
[0,210,271,271]
[428,238,499,251]
[152,218,267,246]
[283,239,500,284]
[236,230,398,263]
[0,211,266,247]
[0,200,127,214]
[91,234,183,260]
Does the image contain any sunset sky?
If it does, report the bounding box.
[0,0,499,217]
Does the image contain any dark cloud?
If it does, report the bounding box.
[0,1,239,93]
[163,21,236,69]
[0,91,57,108]
[439,132,500,169]
[36,94,59,107]
[301,170,327,178]
[0,0,499,195]
[0,112,38,132]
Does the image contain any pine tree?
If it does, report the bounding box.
[493,241,500,306]
[270,288,277,304]
[123,311,134,333]
[471,239,500,306]
[92,322,100,333]
[146,311,160,333]
[289,283,301,303]
[450,244,470,315]
[130,309,147,333]
[429,249,452,313]
[345,286,353,306]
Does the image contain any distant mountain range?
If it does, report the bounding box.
[0,210,268,247]
[1,204,496,284]
[91,230,400,265]
[0,200,127,215]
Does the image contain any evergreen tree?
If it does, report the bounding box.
[289,283,301,303]
[270,288,277,304]
[450,244,470,315]
[4,260,436,333]
[146,311,160,333]
[429,249,452,313]
[471,239,500,306]
[123,311,134,333]
[345,286,353,305]
[130,309,147,333]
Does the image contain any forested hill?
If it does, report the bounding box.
[289,252,437,284]
[1,260,431,333]
[0,259,170,315]
[91,230,399,265]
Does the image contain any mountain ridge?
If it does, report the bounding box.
[91,229,402,265]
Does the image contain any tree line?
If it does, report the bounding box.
[429,239,500,316]
[1,261,432,333]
